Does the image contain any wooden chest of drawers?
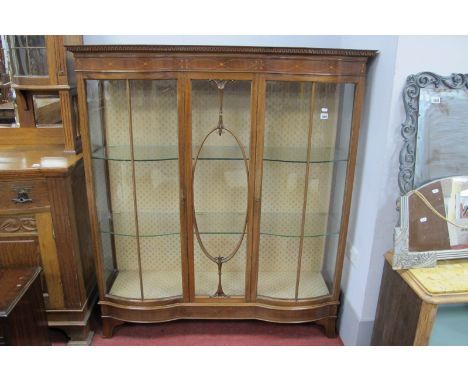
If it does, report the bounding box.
[0,146,96,345]
[0,267,49,345]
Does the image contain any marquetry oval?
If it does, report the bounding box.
[192,127,249,264]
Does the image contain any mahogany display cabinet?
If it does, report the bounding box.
[68,45,377,338]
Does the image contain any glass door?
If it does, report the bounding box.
[190,78,253,299]
[257,80,355,301]
[87,78,183,301]
[7,35,53,86]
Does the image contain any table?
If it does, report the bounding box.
[0,267,50,345]
[372,252,468,345]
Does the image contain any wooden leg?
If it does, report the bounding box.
[102,317,124,338]
[413,302,437,346]
[316,317,337,338]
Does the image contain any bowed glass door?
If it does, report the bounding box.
[257,79,355,301]
[87,78,184,301]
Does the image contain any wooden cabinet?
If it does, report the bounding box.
[6,35,80,87]
[1,35,82,152]
[69,45,376,338]
[0,267,50,346]
[0,147,96,344]
[372,252,468,345]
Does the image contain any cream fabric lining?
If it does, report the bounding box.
[109,270,329,299]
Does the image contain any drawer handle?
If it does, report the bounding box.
[12,190,33,204]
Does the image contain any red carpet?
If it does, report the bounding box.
[50,313,342,346]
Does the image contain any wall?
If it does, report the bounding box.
[336,36,399,345]
[83,35,343,48]
[338,35,468,345]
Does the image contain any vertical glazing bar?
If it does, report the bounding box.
[25,39,31,76]
[295,83,317,300]
[126,79,145,300]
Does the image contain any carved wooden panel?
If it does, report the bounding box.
[0,216,37,233]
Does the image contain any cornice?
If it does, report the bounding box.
[66,44,378,58]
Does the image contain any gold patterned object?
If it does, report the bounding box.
[409,259,468,294]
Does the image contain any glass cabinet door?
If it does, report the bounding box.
[257,80,355,301]
[191,79,252,298]
[87,79,183,300]
[7,35,51,85]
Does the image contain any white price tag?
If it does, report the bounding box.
[320,113,328,120]
[420,217,428,223]
[431,96,441,104]
[432,188,439,194]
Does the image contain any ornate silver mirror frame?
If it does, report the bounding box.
[398,72,468,195]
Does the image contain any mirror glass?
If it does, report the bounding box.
[33,95,62,127]
[415,88,468,187]
[393,175,468,269]
[399,73,468,194]
[408,176,468,252]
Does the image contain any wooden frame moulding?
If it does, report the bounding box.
[177,73,191,303]
[126,79,145,300]
[76,74,107,300]
[97,80,119,284]
[245,73,260,302]
[331,77,366,302]
[295,83,318,300]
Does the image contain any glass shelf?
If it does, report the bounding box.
[100,212,180,237]
[92,145,348,164]
[92,145,179,162]
[263,147,348,164]
[260,212,340,238]
[99,211,339,238]
[92,145,249,161]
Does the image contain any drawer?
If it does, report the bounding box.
[0,180,50,211]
